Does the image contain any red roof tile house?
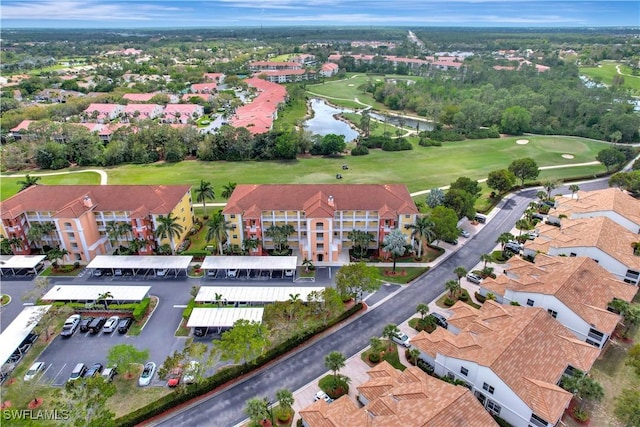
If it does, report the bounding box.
[190,83,217,94]
[122,93,158,102]
[0,185,193,263]
[163,104,204,124]
[479,254,637,349]
[222,184,418,262]
[203,72,224,82]
[229,77,287,134]
[411,301,600,427]
[9,119,37,140]
[319,62,339,77]
[123,103,164,121]
[83,103,125,123]
[300,361,497,427]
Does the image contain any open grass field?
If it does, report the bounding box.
[0,135,609,201]
[306,74,412,109]
[580,60,640,94]
[1,170,102,200]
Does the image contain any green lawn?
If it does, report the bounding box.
[1,171,102,200]
[580,61,640,94]
[306,74,397,109]
[1,135,609,201]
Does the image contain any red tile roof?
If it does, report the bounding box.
[10,120,36,132]
[203,72,224,82]
[229,77,287,134]
[191,83,217,93]
[223,184,418,216]
[122,93,157,102]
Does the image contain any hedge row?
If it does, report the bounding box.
[47,299,149,318]
[115,302,364,426]
[133,297,150,321]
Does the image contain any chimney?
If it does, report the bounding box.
[83,195,94,209]
[328,196,334,207]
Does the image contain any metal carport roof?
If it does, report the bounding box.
[0,305,51,369]
[0,255,46,269]
[186,307,264,328]
[201,256,297,270]
[195,286,325,303]
[42,285,151,302]
[86,255,193,270]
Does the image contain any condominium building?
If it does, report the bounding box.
[222,184,418,262]
[1,185,193,263]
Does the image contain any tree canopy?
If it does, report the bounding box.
[335,262,380,302]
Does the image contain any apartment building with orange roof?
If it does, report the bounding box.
[410,301,600,427]
[222,184,418,262]
[547,188,640,234]
[0,185,193,263]
[229,77,287,135]
[524,216,640,285]
[300,361,497,427]
[479,254,637,348]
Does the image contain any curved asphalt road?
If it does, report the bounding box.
[151,180,609,427]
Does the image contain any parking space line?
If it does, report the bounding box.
[173,305,187,308]
[50,363,67,386]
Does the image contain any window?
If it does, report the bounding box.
[460,367,468,376]
[526,299,534,307]
[529,413,548,427]
[486,400,501,416]
[74,254,82,261]
[232,235,238,239]
[547,309,558,318]
[230,215,236,219]
[482,382,495,394]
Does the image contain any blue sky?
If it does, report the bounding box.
[1,1,638,28]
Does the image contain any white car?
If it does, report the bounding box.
[314,391,334,403]
[138,362,156,387]
[183,361,200,384]
[102,316,120,333]
[60,314,81,337]
[466,273,482,284]
[226,269,237,278]
[24,362,45,381]
[392,331,411,348]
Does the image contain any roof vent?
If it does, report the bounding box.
[83,195,94,208]
[328,195,334,207]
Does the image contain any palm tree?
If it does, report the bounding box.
[408,348,421,365]
[621,305,640,337]
[569,184,580,199]
[347,229,374,259]
[445,279,461,299]
[324,351,346,387]
[497,232,515,249]
[382,229,407,272]
[453,266,467,285]
[97,291,113,310]
[541,179,559,200]
[205,212,231,255]
[194,180,215,218]
[515,219,530,236]
[480,253,493,268]
[302,257,314,273]
[408,216,435,259]
[275,389,294,419]
[382,323,400,350]
[561,370,604,413]
[154,213,184,255]
[265,224,295,254]
[242,237,260,255]
[39,222,56,247]
[17,174,41,192]
[369,336,385,356]
[416,303,429,320]
[221,182,237,199]
[8,237,23,253]
[46,247,69,266]
[27,223,44,250]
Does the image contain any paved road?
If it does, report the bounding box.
[152,178,610,427]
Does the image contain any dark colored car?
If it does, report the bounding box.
[429,313,448,329]
[194,327,208,337]
[21,333,39,346]
[117,317,133,334]
[87,317,107,334]
[474,214,487,223]
[84,363,103,378]
[79,317,94,333]
[443,237,458,245]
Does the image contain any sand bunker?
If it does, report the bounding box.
[562,154,575,159]
[347,84,355,87]
[516,139,529,145]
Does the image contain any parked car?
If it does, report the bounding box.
[114,269,123,276]
[226,269,237,278]
[183,361,200,384]
[392,331,411,348]
[466,272,482,284]
[79,316,94,333]
[474,214,487,223]
[156,269,167,277]
[24,362,45,381]
[531,213,545,221]
[314,391,334,403]
[193,327,209,337]
[443,237,458,245]
[21,332,39,346]
[60,314,81,338]
[117,317,133,334]
[101,366,117,382]
[429,313,449,329]
[138,362,156,387]
[102,316,120,333]
[93,269,103,277]
[87,317,107,334]
[459,228,470,238]
[284,269,295,277]
[84,363,103,378]
[166,367,183,387]
[68,363,87,382]
[504,241,523,254]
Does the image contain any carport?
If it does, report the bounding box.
[201,256,297,280]
[1,305,51,377]
[186,307,264,334]
[0,255,46,276]
[41,285,151,305]
[86,255,193,278]
[195,286,325,306]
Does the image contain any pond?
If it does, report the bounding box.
[369,112,433,132]
[304,99,359,142]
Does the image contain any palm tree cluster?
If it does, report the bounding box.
[408,216,435,259]
[154,213,184,255]
[266,224,295,255]
[205,212,231,255]
[106,221,133,253]
[347,229,374,259]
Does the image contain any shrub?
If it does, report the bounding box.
[458,289,470,301]
[133,297,150,321]
[465,127,500,139]
[182,299,196,320]
[444,297,456,307]
[350,145,369,156]
[424,129,464,141]
[368,352,380,363]
[381,138,412,151]
[475,292,487,303]
[417,359,434,375]
[418,138,442,147]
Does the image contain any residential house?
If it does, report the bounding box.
[411,301,600,427]
[229,77,287,134]
[547,188,640,233]
[222,184,418,262]
[163,104,204,124]
[190,83,217,94]
[123,104,164,121]
[290,54,317,67]
[479,254,637,348]
[9,120,37,140]
[524,216,640,285]
[300,361,497,427]
[203,72,224,83]
[122,93,158,102]
[83,103,125,123]
[0,185,193,263]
